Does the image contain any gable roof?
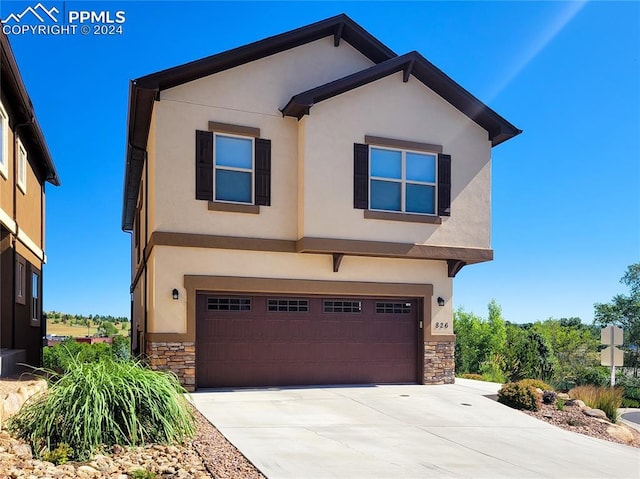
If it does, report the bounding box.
[281,51,521,147]
[123,14,396,230]
[0,30,59,186]
[122,14,521,230]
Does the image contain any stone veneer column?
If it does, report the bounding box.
[146,341,196,392]
[423,339,455,385]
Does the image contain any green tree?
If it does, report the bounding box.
[454,300,507,381]
[98,321,119,337]
[594,263,640,376]
[502,325,554,382]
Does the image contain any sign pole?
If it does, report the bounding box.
[610,326,615,388]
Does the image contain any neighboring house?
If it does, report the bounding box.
[122,14,520,391]
[0,30,60,374]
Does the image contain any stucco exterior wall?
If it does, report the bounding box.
[151,38,375,240]
[147,245,453,336]
[300,72,492,248]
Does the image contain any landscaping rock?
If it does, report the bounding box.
[567,399,586,408]
[606,424,635,444]
[3,392,23,417]
[11,443,32,459]
[557,393,570,400]
[583,408,609,420]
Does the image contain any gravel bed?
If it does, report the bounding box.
[522,402,640,448]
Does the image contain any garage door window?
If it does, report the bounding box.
[207,297,251,311]
[267,299,309,312]
[376,302,412,314]
[323,300,362,313]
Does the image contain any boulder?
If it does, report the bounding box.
[607,424,635,444]
[2,392,23,418]
[583,408,609,420]
[557,393,571,401]
[11,443,32,460]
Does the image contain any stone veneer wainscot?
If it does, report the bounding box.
[146,341,196,392]
[423,340,455,385]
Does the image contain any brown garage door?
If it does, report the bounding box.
[196,294,419,388]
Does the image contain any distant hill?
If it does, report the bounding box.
[46,311,130,338]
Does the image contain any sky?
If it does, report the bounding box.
[1,0,638,324]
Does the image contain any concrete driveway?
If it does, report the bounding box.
[191,379,640,478]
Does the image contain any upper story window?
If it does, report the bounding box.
[195,122,271,211]
[0,100,8,179]
[214,134,254,204]
[31,271,40,326]
[370,147,437,215]
[354,137,451,222]
[17,138,27,194]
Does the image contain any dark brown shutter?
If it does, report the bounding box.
[195,130,213,201]
[438,153,451,216]
[255,138,271,206]
[354,143,369,209]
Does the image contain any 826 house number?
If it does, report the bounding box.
[434,322,449,329]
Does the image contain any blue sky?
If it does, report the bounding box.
[2,1,638,324]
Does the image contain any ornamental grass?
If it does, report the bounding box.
[569,385,623,423]
[7,357,195,460]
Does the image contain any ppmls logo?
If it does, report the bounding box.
[2,3,59,23]
[2,2,126,36]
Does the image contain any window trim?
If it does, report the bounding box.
[31,270,41,327]
[213,132,255,206]
[16,256,26,305]
[17,137,27,194]
[368,145,438,216]
[0,100,8,179]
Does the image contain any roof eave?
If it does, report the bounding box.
[0,30,60,186]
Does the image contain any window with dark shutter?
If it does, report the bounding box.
[437,153,451,217]
[255,138,271,206]
[353,143,369,209]
[195,130,214,201]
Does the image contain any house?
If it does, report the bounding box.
[122,14,520,391]
[0,30,60,375]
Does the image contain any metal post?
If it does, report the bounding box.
[610,327,615,388]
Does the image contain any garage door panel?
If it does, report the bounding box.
[197,294,419,388]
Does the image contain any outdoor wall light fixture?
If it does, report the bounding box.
[172,289,179,300]
[437,297,445,307]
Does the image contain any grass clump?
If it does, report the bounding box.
[569,385,623,423]
[458,373,486,381]
[497,382,540,411]
[131,469,157,479]
[7,357,195,460]
[556,397,565,411]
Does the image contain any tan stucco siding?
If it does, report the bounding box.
[161,38,375,116]
[16,149,43,250]
[148,245,454,336]
[300,72,492,248]
[151,38,375,240]
[0,124,14,226]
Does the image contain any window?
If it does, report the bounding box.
[323,300,362,313]
[195,124,271,207]
[31,272,40,326]
[376,302,412,314]
[267,299,309,312]
[17,138,27,193]
[370,146,436,215]
[0,100,8,178]
[214,134,254,204]
[207,297,251,311]
[16,256,26,304]
[354,140,451,217]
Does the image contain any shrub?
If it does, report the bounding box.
[459,373,485,381]
[569,385,623,423]
[43,337,131,373]
[497,382,540,411]
[7,357,195,460]
[518,379,554,392]
[622,398,640,408]
[131,470,157,479]
[557,397,565,411]
[42,442,73,465]
[542,390,557,405]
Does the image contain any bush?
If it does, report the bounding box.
[459,373,485,381]
[42,443,73,465]
[569,385,623,423]
[622,398,640,408]
[518,378,554,392]
[7,357,195,460]
[557,397,565,411]
[542,390,557,405]
[43,337,131,373]
[497,382,540,411]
